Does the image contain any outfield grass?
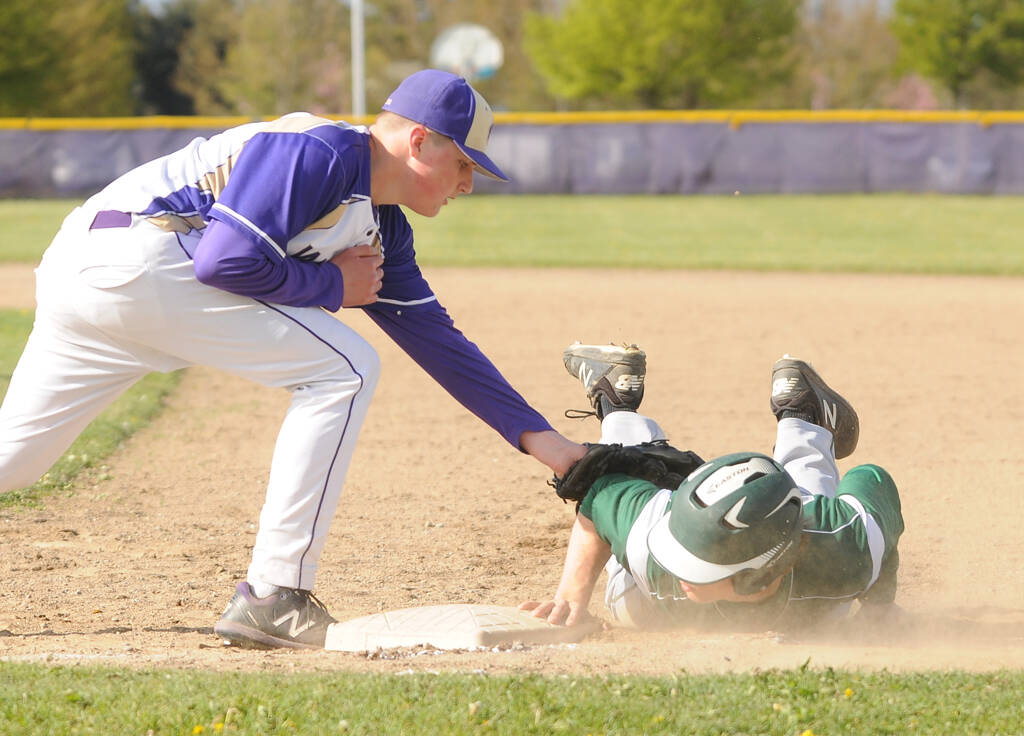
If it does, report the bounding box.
[410,194,1024,275]
[1,196,1021,733]
[2,195,1023,274]
[0,663,1020,735]
[0,199,75,262]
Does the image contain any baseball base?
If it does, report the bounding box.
[324,604,601,652]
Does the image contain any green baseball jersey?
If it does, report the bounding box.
[579,464,904,629]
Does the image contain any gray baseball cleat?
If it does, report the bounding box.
[214,582,337,650]
[563,342,646,419]
[770,355,859,459]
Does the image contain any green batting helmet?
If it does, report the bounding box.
[647,452,803,596]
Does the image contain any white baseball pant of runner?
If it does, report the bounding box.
[598,411,841,627]
[0,207,380,591]
[598,411,841,499]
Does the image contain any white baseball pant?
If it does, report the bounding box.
[0,207,380,591]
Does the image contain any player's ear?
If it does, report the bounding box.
[408,124,429,159]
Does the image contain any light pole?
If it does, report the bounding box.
[351,0,365,116]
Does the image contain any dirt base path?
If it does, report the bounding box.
[2,265,1023,674]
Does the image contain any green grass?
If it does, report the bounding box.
[1,663,1021,735]
[3,195,1024,274]
[0,308,180,508]
[1,197,1021,731]
[0,199,76,262]
[411,194,1024,275]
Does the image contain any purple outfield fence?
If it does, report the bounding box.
[2,111,1022,197]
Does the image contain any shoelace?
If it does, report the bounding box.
[296,589,337,624]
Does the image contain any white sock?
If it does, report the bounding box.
[599,411,667,445]
[248,581,281,599]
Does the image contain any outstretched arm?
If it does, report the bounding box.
[365,205,586,472]
[363,299,589,469]
[520,429,587,477]
[519,514,611,626]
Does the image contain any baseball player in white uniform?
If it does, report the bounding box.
[0,69,586,649]
[522,344,903,631]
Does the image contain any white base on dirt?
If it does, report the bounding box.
[324,604,600,652]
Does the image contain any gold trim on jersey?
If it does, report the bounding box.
[150,115,346,235]
[145,213,206,233]
[299,195,381,254]
[305,204,348,231]
[196,151,239,201]
[191,113,338,201]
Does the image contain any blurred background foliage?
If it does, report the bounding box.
[0,0,1022,117]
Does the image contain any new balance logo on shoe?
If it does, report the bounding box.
[563,342,647,419]
[614,374,643,392]
[577,364,594,389]
[772,377,798,398]
[273,609,317,639]
[215,582,336,649]
[821,400,837,430]
[769,356,859,460]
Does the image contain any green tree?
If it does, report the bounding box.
[478,1,564,111]
[523,0,801,109]
[176,0,349,116]
[891,0,1024,107]
[174,0,241,115]
[171,0,575,116]
[0,0,62,115]
[46,0,137,116]
[786,0,902,109]
[958,67,1024,106]
[0,0,134,116]
[224,0,350,116]
[134,0,196,115]
[365,0,559,112]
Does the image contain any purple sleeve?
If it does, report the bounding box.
[193,220,344,309]
[196,125,355,308]
[364,305,554,449]
[211,128,350,247]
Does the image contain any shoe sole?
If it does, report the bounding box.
[214,620,324,650]
[564,343,646,364]
[772,357,859,459]
[563,345,646,386]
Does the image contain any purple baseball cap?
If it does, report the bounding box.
[382,69,509,182]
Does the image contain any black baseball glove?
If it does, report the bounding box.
[550,440,705,509]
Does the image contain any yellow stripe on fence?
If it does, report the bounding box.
[496,110,1024,128]
[0,111,1022,130]
[0,115,374,130]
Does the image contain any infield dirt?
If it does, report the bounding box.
[2,264,1023,674]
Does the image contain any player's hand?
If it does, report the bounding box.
[518,598,593,627]
[332,245,384,307]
